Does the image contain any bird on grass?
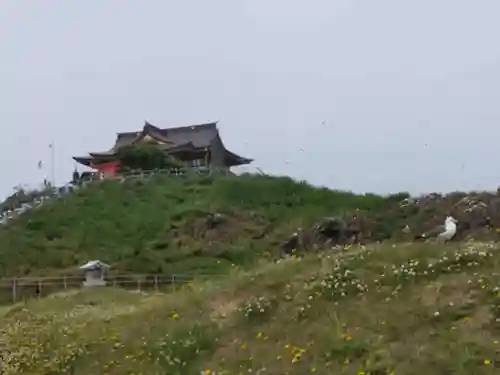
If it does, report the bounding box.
[415,216,458,243]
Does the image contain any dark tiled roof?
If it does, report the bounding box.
[114,121,218,150]
[157,142,197,153]
[160,122,218,148]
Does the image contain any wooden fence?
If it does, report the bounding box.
[83,166,229,182]
[119,167,216,178]
[0,272,221,305]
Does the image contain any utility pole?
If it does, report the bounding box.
[49,142,55,187]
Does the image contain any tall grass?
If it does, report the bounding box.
[0,174,396,277]
[2,242,500,375]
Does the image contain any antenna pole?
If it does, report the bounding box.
[50,142,55,187]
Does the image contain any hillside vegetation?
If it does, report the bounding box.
[2,241,500,375]
[4,174,500,374]
[0,174,395,277]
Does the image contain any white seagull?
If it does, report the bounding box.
[418,216,458,243]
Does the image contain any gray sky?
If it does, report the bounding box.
[1,0,500,198]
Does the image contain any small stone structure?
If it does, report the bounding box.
[79,260,110,287]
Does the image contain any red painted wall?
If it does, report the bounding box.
[91,160,120,176]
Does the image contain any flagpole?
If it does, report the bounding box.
[50,142,55,187]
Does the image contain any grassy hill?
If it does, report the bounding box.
[0,174,395,278]
[3,174,500,374]
[2,241,500,375]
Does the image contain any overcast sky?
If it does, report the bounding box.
[1,0,500,198]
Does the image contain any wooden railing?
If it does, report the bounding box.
[118,166,216,178]
[0,272,222,304]
[81,166,229,182]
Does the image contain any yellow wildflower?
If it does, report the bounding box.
[341,333,352,341]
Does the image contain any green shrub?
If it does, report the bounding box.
[117,143,185,171]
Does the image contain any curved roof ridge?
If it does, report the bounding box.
[116,121,219,136]
[161,121,218,132]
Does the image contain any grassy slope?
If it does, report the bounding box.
[2,241,500,375]
[0,174,393,277]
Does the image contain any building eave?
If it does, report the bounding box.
[224,149,253,166]
[88,151,117,157]
[73,154,119,167]
[73,156,93,166]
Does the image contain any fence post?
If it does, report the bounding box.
[137,278,141,291]
[63,276,67,289]
[154,275,159,292]
[171,274,176,292]
[37,280,42,298]
[12,278,17,303]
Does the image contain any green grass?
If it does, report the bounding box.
[2,241,500,375]
[3,173,500,374]
[0,174,398,278]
